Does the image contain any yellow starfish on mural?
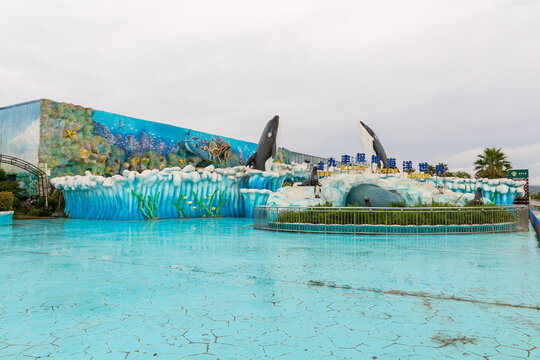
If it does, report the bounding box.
[178,158,184,165]
[64,128,77,141]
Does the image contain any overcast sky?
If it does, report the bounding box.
[1,0,539,183]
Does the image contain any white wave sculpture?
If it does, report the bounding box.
[51,165,525,220]
[51,163,308,220]
[267,172,525,208]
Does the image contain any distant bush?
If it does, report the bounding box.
[454,171,472,179]
[389,201,407,207]
[0,168,24,197]
[0,191,15,211]
[27,208,52,217]
[312,201,333,207]
[18,195,59,217]
[531,192,540,201]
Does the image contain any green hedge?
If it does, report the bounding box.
[0,191,15,211]
[275,207,516,226]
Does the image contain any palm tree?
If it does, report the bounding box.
[474,147,511,179]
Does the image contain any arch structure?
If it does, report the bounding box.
[0,154,49,206]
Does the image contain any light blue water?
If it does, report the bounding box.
[0,219,539,359]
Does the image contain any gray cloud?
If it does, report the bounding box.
[1,0,539,183]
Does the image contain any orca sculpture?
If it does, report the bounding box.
[299,166,320,187]
[358,121,388,170]
[246,115,280,171]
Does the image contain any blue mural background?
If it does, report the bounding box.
[92,110,257,171]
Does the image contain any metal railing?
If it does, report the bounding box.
[254,205,529,235]
[287,150,341,168]
[529,209,540,237]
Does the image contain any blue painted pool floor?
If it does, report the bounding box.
[0,218,538,359]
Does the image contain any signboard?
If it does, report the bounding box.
[508,169,528,179]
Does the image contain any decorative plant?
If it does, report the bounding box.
[172,193,187,217]
[132,190,159,220]
[192,188,228,217]
[0,191,15,211]
[453,193,465,205]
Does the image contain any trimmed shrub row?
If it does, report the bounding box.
[275,207,516,226]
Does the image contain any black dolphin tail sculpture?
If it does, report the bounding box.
[358,121,388,169]
[246,115,280,171]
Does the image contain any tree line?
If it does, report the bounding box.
[422,147,512,179]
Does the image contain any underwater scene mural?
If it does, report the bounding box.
[274,147,291,164]
[2,98,308,196]
[38,99,259,177]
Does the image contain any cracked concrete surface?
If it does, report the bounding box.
[0,218,538,359]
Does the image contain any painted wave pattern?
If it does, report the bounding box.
[267,173,525,208]
[51,164,307,220]
[419,177,526,205]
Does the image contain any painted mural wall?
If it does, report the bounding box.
[0,100,41,195]
[0,100,41,166]
[2,99,299,191]
[38,99,259,177]
[39,100,108,177]
[274,147,291,164]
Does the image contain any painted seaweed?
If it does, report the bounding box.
[132,190,160,220]
[172,193,188,218]
[192,188,228,217]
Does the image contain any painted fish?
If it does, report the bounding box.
[185,130,214,161]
